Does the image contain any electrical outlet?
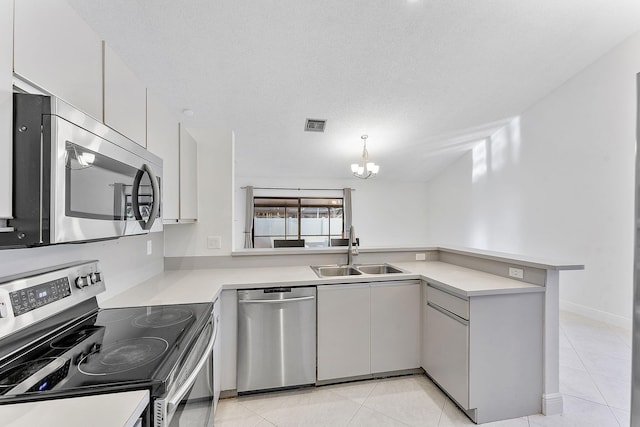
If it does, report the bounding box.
[207,236,222,249]
[508,267,524,279]
[415,253,426,261]
[146,240,152,255]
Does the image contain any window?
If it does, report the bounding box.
[253,197,344,248]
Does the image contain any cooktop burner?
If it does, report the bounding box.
[78,337,169,376]
[132,307,194,328]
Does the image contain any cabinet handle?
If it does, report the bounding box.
[427,301,469,326]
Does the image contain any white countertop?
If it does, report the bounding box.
[394,262,545,296]
[103,260,545,308]
[0,390,149,427]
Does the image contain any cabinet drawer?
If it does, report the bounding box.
[426,284,469,320]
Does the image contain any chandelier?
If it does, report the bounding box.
[350,135,380,179]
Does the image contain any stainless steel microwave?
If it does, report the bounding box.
[0,93,163,248]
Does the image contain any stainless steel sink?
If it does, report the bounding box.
[311,263,405,277]
[355,264,404,274]
[312,265,362,277]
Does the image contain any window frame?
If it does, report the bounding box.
[252,196,344,248]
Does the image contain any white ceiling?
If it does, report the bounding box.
[67,0,640,182]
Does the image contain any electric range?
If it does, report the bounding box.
[0,260,216,427]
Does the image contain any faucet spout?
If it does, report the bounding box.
[347,225,359,265]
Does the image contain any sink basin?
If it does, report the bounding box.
[355,264,404,274]
[311,263,406,277]
[312,265,362,277]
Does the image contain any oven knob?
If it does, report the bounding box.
[75,276,89,289]
[74,352,85,365]
[94,272,102,283]
[0,302,7,318]
[88,273,97,285]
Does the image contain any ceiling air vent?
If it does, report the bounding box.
[304,118,327,132]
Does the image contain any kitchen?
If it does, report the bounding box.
[0,0,638,426]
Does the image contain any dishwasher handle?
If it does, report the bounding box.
[238,295,315,304]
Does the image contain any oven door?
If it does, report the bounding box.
[155,316,217,427]
[51,115,162,244]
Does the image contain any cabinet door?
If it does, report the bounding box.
[179,126,198,221]
[146,91,179,222]
[14,0,102,120]
[370,281,421,373]
[317,284,370,381]
[424,303,469,409]
[103,43,146,146]
[0,0,12,219]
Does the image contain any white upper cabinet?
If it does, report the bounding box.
[0,0,12,220]
[146,91,179,222]
[13,0,103,120]
[179,126,198,222]
[103,43,147,147]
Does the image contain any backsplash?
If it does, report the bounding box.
[0,232,164,303]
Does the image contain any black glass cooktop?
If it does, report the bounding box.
[0,302,212,401]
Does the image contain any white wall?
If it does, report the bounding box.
[0,232,164,304]
[164,127,234,256]
[426,31,640,327]
[234,176,430,250]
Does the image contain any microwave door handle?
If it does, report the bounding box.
[132,164,159,231]
[167,321,216,412]
[144,164,159,230]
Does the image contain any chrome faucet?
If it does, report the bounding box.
[347,225,359,265]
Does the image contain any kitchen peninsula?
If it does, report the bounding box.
[103,246,583,424]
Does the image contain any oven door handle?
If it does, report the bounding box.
[167,319,217,410]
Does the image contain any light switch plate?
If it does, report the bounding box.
[415,253,426,261]
[146,240,152,255]
[508,267,524,279]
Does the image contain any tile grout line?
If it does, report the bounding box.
[435,393,447,427]
[565,323,632,417]
[561,314,630,426]
[561,322,613,407]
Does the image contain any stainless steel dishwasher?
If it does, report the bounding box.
[237,286,316,393]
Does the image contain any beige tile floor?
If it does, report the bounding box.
[215,311,632,426]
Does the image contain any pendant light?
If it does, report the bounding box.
[350,135,379,179]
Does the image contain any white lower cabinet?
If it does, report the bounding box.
[424,302,469,408]
[220,290,237,392]
[423,283,544,424]
[317,284,370,381]
[370,282,421,373]
[317,280,421,382]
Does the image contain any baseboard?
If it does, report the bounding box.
[559,299,631,331]
[542,393,563,416]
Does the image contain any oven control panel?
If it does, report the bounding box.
[9,277,73,316]
[0,261,105,340]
